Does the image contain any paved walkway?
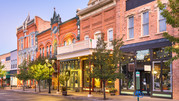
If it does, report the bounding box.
[3,87,179,101]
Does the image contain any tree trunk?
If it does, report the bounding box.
[35,80,36,92]
[38,80,41,92]
[103,81,106,100]
[23,81,25,91]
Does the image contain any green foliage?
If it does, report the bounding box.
[90,33,125,99]
[29,64,54,82]
[58,70,70,87]
[158,0,179,64]
[16,60,31,82]
[91,34,124,82]
[0,62,6,77]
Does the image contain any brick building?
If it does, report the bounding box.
[116,0,179,99]
[0,52,11,86]
[36,9,62,89]
[16,14,50,86]
[57,0,116,92]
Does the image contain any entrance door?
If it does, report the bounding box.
[70,71,79,90]
[140,71,151,95]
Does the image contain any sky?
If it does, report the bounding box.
[0,0,89,55]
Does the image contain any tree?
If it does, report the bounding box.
[158,0,179,64]
[59,70,70,88]
[16,60,32,91]
[0,62,6,87]
[29,63,54,92]
[91,34,124,100]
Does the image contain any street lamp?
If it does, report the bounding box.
[45,59,55,94]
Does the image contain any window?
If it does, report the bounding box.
[159,8,166,32]
[78,25,80,35]
[47,46,49,56]
[64,41,66,46]
[108,29,113,41]
[128,16,134,39]
[42,47,44,57]
[84,35,89,40]
[31,34,34,46]
[6,56,10,61]
[31,55,34,61]
[28,36,30,47]
[94,31,101,40]
[21,39,23,50]
[50,45,52,56]
[72,38,75,43]
[40,48,41,56]
[142,11,149,36]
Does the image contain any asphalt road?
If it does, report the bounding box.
[0,90,82,101]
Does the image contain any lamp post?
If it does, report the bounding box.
[45,59,55,94]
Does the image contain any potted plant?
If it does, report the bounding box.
[109,88,117,96]
[59,70,70,96]
[61,86,67,96]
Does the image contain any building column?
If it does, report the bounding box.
[172,53,179,100]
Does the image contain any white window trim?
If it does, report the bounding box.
[141,10,149,37]
[127,15,134,40]
[94,31,101,40]
[84,35,89,40]
[157,7,167,33]
[107,28,113,42]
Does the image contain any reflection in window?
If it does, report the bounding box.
[153,62,161,91]
[137,50,150,61]
[153,48,171,59]
[162,62,172,92]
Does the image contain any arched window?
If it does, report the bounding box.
[84,35,89,40]
[50,45,52,57]
[94,31,101,40]
[64,41,66,46]
[40,48,41,56]
[72,38,76,43]
[47,46,49,56]
[42,47,44,57]
[108,28,113,41]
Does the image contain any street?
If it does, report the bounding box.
[0,90,81,101]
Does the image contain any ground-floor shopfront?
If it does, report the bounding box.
[120,38,173,98]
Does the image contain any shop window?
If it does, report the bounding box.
[162,61,172,92]
[142,11,149,36]
[128,16,134,39]
[153,61,161,91]
[153,48,171,60]
[159,7,166,32]
[83,60,92,88]
[121,63,135,90]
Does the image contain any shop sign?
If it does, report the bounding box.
[144,65,151,71]
[136,71,140,77]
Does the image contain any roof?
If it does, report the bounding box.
[36,28,51,37]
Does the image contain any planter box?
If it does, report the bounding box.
[62,91,67,96]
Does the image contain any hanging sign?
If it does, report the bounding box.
[144,65,151,71]
[136,71,140,77]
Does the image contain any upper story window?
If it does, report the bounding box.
[78,25,80,35]
[128,16,134,39]
[40,48,41,56]
[94,31,101,40]
[42,47,44,57]
[21,39,23,50]
[64,41,66,46]
[84,35,89,40]
[47,46,49,56]
[50,45,52,56]
[72,38,75,43]
[31,34,34,46]
[108,29,113,41]
[159,7,166,32]
[142,11,149,36]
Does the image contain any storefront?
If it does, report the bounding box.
[82,60,115,92]
[120,38,172,98]
[60,59,81,91]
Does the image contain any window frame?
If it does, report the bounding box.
[128,16,134,39]
[141,11,149,36]
[158,7,167,32]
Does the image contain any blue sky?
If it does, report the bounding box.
[0,0,88,55]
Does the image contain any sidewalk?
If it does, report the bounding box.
[5,88,179,101]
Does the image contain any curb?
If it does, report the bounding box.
[7,90,107,101]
